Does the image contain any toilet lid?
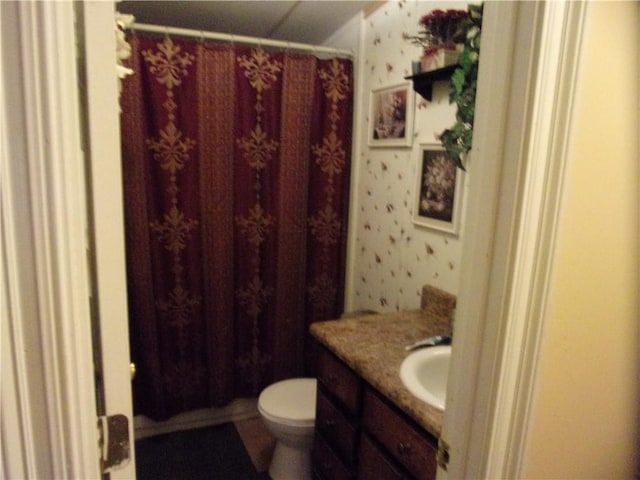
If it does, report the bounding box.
[258,378,317,423]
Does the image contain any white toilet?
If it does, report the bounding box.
[258,378,317,480]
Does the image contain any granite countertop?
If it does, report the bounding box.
[310,294,454,439]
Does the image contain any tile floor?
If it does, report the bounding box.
[234,417,276,474]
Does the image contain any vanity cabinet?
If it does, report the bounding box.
[312,345,438,480]
[362,388,437,480]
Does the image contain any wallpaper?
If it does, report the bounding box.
[347,1,470,313]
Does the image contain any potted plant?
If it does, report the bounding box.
[407,9,467,72]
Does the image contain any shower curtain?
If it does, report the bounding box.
[120,34,353,420]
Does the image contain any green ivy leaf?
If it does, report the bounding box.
[441,2,483,171]
[451,69,465,95]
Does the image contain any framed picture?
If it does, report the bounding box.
[412,144,464,235]
[368,82,414,147]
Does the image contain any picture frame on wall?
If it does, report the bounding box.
[412,143,465,235]
[368,82,415,147]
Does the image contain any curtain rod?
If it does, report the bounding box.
[129,22,354,59]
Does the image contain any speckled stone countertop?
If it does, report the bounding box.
[310,287,455,439]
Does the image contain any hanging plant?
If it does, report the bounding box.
[440,4,483,171]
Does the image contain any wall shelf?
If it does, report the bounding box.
[405,65,457,101]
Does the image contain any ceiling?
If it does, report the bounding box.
[118,1,372,45]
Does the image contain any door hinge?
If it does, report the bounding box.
[437,438,451,471]
[97,414,131,474]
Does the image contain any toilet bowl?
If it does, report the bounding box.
[258,378,317,480]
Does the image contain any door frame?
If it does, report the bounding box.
[441,1,586,478]
[1,1,103,477]
[1,1,135,478]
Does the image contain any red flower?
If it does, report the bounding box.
[417,8,467,47]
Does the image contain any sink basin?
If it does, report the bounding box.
[399,345,451,410]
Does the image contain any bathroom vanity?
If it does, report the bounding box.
[310,287,455,480]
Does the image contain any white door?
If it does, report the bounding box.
[81,1,137,478]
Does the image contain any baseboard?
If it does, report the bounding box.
[134,398,259,440]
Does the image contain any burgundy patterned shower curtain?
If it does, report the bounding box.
[120,34,353,420]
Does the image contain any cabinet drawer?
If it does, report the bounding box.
[313,432,354,480]
[316,386,358,465]
[316,347,361,414]
[363,388,437,480]
[357,434,407,480]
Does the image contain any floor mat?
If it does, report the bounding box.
[135,422,269,480]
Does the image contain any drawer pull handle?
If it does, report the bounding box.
[323,419,336,428]
[397,442,412,455]
[321,462,334,471]
[327,373,338,383]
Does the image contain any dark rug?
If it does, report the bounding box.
[135,423,269,480]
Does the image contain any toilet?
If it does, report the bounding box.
[258,378,317,480]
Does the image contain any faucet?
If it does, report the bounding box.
[405,307,455,351]
[404,334,451,351]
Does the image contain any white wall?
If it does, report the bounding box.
[341,1,470,313]
[522,2,639,477]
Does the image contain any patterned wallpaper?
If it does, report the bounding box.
[346,1,470,313]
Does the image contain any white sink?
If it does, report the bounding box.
[399,345,451,410]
